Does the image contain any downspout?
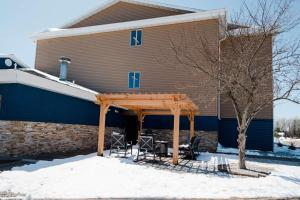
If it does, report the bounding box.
[218,37,227,120]
[218,10,228,120]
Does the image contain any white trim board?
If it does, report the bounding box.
[33,9,226,41]
[61,0,204,28]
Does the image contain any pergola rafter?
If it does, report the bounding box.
[95,93,198,165]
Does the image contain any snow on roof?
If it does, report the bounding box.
[227,25,276,37]
[21,68,98,95]
[32,8,226,41]
[0,54,99,102]
[61,0,204,28]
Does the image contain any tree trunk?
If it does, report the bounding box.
[237,129,247,169]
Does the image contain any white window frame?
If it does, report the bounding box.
[130,29,143,47]
[128,71,141,89]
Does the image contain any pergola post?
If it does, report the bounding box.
[172,106,181,165]
[189,111,195,139]
[137,111,145,142]
[97,103,110,156]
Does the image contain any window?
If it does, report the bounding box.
[130,30,142,46]
[128,72,140,89]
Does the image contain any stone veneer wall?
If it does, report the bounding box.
[0,120,218,158]
[0,120,122,158]
[143,129,218,152]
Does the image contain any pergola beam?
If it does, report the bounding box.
[140,110,192,116]
[97,93,188,101]
[96,100,196,110]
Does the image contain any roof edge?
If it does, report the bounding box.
[0,69,98,102]
[61,0,204,29]
[33,8,227,41]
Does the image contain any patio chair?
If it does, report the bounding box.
[179,136,201,160]
[136,135,154,161]
[109,131,133,157]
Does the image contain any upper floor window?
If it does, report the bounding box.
[128,71,140,89]
[130,30,142,46]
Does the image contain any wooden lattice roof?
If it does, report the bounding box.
[96,93,198,113]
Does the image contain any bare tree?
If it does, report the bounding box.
[169,0,300,169]
[275,118,289,133]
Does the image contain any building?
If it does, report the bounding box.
[1,0,273,158]
[32,0,273,151]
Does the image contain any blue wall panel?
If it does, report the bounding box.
[219,118,273,151]
[0,83,124,127]
[0,84,274,151]
[143,115,219,131]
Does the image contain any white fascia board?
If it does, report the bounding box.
[0,69,17,83]
[33,9,226,41]
[61,0,203,28]
[0,69,98,102]
[23,68,98,94]
[17,70,98,102]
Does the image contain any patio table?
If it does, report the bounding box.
[155,140,169,157]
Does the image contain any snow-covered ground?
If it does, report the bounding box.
[0,150,300,199]
[218,142,300,159]
[276,137,300,147]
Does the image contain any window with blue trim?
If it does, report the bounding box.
[130,30,142,46]
[128,72,140,89]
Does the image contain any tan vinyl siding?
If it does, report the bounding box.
[220,96,273,119]
[35,19,219,116]
[69,2,190,28]
[220,37,273,119]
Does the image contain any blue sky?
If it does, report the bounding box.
[1,0,300,119]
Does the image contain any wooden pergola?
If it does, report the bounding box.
[95,93,198,165]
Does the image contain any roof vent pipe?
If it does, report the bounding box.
[59,56,71,81]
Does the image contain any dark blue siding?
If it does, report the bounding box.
[0,84,274,151]
[143,115,219,131]
[219,118,273,151]
[0,83,124,127]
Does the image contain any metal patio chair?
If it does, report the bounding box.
[179,136,201,160]
[109,131,133,157]
[136,135,155,161]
